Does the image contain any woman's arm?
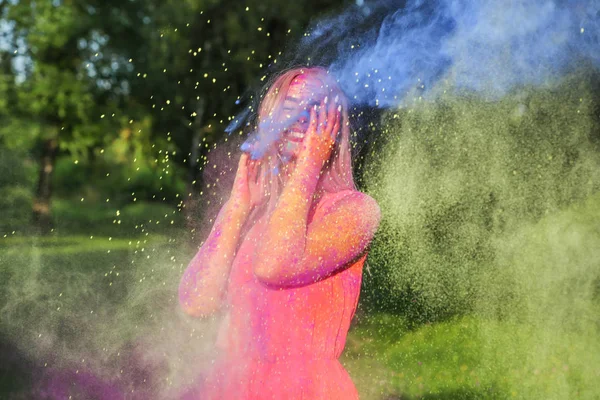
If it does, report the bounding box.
[178,154,253,317]
[254,102,381,287]
[254,164,380,287]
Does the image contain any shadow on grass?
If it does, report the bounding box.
[383,386,504,400]
[0,332,37,399]
[0,235,187,399]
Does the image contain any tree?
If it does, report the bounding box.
[1,0,156,233]
[125,0,344,235]
[0,0,345,234]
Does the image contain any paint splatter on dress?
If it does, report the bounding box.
[201,190,365,399]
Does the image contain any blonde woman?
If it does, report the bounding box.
[179,67,380,399]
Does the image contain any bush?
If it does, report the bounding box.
[52,155,187,206]
[0,186,33,234]
[51,199,184,237]
[52,156,90,197]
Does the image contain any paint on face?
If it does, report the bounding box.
[241,73,329,161]
[277,77,313,160]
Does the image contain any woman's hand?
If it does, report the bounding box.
[229,152,264,216]
[297,97,340,171]
[229,153,254,217]
[180,152,259,317]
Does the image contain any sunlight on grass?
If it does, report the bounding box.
[2,231,598,399]
[344,314,600,400]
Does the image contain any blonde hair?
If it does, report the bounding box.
[245,67,356,223]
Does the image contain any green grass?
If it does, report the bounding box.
[0,233,174,254]
[1,236,598,400]
[343,314,600,400]
[0,233,191,398]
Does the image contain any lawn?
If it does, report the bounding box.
[343,314,599,399]
[1,234,598,399]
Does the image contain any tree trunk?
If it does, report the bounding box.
[32,137,58,234]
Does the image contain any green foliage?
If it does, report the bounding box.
[127,0,344,175]
[51,199,184,237]
[4,1,138,140]
[0,122,42,157]
[0,186,33,233]
[52,157,89,196]
[0,148,36,233]
[52,133,187,205]
[0,147,36,189]
[0,0,345,232]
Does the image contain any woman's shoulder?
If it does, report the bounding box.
[317,189,380,220]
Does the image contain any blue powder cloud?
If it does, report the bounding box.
[300,0,600,106]
[235,0,599,157]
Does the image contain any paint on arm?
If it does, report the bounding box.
[254,191,380,287]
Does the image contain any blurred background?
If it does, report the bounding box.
[1,0,599,399]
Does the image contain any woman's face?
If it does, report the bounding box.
[277,76,317,161]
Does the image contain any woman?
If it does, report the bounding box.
[179,67,380,399]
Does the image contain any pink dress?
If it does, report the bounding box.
[200,190,365,399]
